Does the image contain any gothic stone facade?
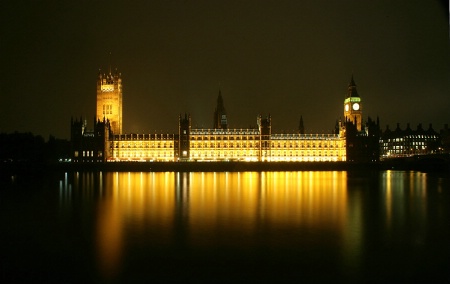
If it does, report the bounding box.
[72,71,384,163]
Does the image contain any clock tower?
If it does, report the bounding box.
[344,76,362,131]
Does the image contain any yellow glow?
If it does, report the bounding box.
[378,171,428,250]
[96,192,122,280]
[53,171,365,281]
[385,171,393,225]
[100,84,114,92]
[185,171,348,247]
[95,172,176,279]
[110,132,346,162]
[91,171,351,254]
[97,75,123,134]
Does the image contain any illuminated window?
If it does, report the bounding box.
[102,104,113,115]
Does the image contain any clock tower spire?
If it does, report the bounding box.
[344,75,362,131]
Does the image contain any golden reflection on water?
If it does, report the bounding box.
[51,170,450,281]
[185,171,351,253]
[97,193,122,279]
[380,171,428,245]
[56,171,379,279]
[88,171,350,277]
[96,172,177,279]
[187,172,348,235]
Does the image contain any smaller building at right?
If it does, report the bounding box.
[379,123,442,159]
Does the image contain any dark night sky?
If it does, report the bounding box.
[1,0,449,139]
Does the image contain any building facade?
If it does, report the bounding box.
[72,72,383,163]
[103,114,347,162]
[71,117,111,163]
[440,124,450,153]
[96,69,123,134]
[379,123,440,159]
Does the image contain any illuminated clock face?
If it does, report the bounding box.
[345,104,349,111]
[352,103,360,111]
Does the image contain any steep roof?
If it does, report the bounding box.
[346,75,359,98]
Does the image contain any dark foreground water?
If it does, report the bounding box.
[1,171,449,283]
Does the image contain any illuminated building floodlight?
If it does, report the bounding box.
[344,97,361,104]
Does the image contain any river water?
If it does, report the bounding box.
[1,171,449,283]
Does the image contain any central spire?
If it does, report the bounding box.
[108,52,112,74]
[214,89,228,129]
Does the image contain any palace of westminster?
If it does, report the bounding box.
[71,68,446,163]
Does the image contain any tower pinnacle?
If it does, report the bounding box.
[347,75,359,98]
[109,52,112,74]
[299,115,305,134]
[214,90,228,129]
